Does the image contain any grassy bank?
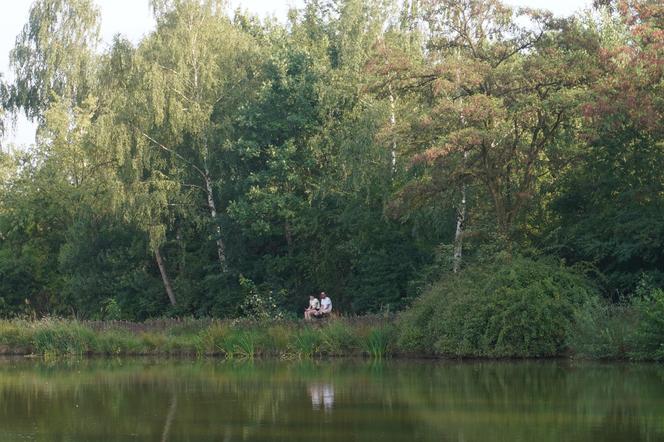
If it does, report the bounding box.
[0,317,397,359]
[0,312,661,361]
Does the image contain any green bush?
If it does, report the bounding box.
[569,301,635,359]
[630,288,664,361]
[398,256,600,358]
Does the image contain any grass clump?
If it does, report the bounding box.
[319,321,358,355]
[359,324,395,359]
[290,327,323,358]
[203,323,260,359]
[32,319,97,356]
[0,320,32,352]
[95,330,142,355]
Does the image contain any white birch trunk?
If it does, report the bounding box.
[155,247,176,306]
[453,166,466,273]
[203,169,227,272]
[389,85,397,174]
[453,48,466,273]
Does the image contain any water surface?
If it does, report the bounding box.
[0,358,662,441]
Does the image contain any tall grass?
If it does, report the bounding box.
[0,312,659,361]
[290,328,322,358]
[359,325,395,359]
[0,317,402,359]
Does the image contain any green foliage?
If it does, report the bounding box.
[319,321,358,355]
[238,276,287,321]
[290,327,323,358]
[630,287,664,361]
[32,320,96,356]
[569,301,635,360]
[398,256,600,357]
[359,323,395,359]
[100,298,122,321]
[0,0,662,334]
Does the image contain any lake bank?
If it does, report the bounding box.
[0,317,656,362]
[0,317,396,358]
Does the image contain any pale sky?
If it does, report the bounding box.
[1,0,589,149]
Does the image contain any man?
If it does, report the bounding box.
[314,292,332,318]
[304,295,320,321]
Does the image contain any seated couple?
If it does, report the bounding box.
[304,292,332,320]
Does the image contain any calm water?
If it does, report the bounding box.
[0,358,662,441]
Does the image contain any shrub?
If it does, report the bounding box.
[569,300,635,359]
[398,256,600,358]
[238,276,287,321]
[630,287,664,361]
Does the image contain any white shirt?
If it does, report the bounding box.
[320,296,332,313]
[309,298,320,309]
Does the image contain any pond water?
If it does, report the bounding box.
[0,358,662,441]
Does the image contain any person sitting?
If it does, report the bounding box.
[313,292,332,318]
[304,295,320,321]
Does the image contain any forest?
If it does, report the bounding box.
[0,0,662,358]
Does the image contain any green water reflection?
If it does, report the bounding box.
[0,358,662,441]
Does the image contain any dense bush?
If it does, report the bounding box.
[569,301,635,360]
[630,287,664,361]
[568,280,664,361]
[397,256,600,358]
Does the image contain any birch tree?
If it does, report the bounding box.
[127,0,259,274]
[9,0,100,120]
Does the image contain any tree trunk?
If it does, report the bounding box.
[453,178,466,273]
[389,85,397,174]
[453,49,466,273]
[203,169,228,272]
[284,219,293,256]
[155,247,176,306]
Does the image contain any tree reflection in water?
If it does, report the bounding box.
[160,393,177,442]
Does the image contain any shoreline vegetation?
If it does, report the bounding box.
[2,280,662,362]
[0,317,397,359]
[1,253,663,362]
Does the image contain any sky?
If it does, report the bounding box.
[1,0,590,148]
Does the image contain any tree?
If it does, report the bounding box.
[544,0,664,296]
[379,0,596,267]
[9,0,100,120]
[126,0,260,275]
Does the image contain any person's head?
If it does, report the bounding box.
[320,291,327,299]
[309,295,315,300]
